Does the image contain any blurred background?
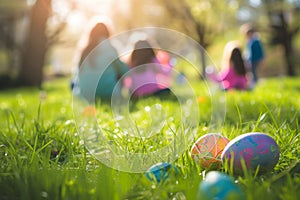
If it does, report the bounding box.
[0,0,299,88]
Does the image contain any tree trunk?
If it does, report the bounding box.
[18,0,51,87]
[278,11,296,76]
[264,1,297,76]
[160,0,212,79]
[283,35,295,76]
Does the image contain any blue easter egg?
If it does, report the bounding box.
[221,132,280,174]
[145,162,176,183]
[197,171,245,200]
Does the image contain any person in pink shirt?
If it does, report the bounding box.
[125,40,172,97]
[207,42,248,91]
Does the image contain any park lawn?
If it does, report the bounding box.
[0,76,300,200]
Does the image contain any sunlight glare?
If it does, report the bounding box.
[74,0,113,15]
[249,0,261,7]
[26,0,36,6]
[67,11,87,32]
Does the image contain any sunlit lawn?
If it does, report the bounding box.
[0,76,300,200]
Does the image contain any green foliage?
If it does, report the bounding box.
[0,77,300,199]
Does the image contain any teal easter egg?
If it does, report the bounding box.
[221,132,280,174]
[197,171,245,200]
[145,162,178,183]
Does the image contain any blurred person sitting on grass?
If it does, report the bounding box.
[206,41,249,91]
[124,39,173,98]
[72,17,128,102]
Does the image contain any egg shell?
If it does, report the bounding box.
[145,162,177,183]
[221,132,280,174]
[191,133,230,169]
[197,171,245,200]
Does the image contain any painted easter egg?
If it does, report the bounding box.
[221,132,280,174]
[145,162,178,183]
[197,171,245,200]
[191,133,230,169]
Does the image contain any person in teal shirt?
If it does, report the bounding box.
[242,24,264,86]
[73,22,128,102]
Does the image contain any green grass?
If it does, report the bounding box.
[0,76,300,200]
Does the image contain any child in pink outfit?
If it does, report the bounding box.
[125,40,172,97]
[216,64,248,90]
[207,42,248,90]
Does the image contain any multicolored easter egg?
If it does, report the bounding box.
[197,171,245,200]
[145,162,178,183]
[191,133,230,169]
[221,132,280,174]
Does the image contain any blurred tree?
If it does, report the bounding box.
[159,0,232,77]
[0,0,71,88]
[111,0,238,78]
[262,0,300,76]
[0,0,29,88]
[18,0,52,87]
[111,0,167,31]
[236,0,299,76]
